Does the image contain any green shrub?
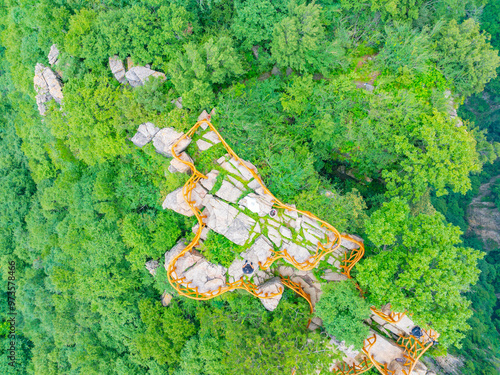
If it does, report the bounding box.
[315,280,370,350]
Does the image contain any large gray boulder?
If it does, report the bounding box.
[214,179,243,203]
[240,235,273,265]
[162,184,207,217]
[33,63,63,115]
[48,44,59,65]
[168,151,193,174]
[257,277,284,311]
[125,66,166,87]
[131,122,160,147]
[152,127,191,157]
[109,55,127,84]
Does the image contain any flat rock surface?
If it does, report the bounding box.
[109,55,127,84]
[131,122,160,147]
[125,66,166,87]
[169,151,193,174]
[153,127,191,157]
[200,170,219,191]
[240,235,273,265]
[257,277,284,311]
[215,180,243,203]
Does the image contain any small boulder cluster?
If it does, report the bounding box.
[109,55,166,87]
[33,44,63,116]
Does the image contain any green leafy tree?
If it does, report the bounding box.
[271,1,328,72]
[358,201,484,348]
[435,19,500,98]
[232,0,289,49]
[315,280,370,350]
[168,36,244,109]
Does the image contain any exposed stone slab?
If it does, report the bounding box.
[169,151,193,174]
[248,179,261,190]
[282,242,311,263]
[198,110,210,123]
[220,161,244,178]
[192,223,209,241]
[240,235,273,265]
[202,131,221,144]
[131,122,160,147]
[321,270,348,281]
[145,260,159,276]
[109,55,127,84]
[257,277,284,311]
[279,226,292,239]
[161,291,173,306]
[48,44,59,65]
[171,97,183,109]
[224,213,255,245]
[34,63,63,115]
[267,226,282,247]
[238,193,273,216]
[228,158,253,180]
[341,236,362,250]
[162,184,207,217]
[204,196,240,235]
[153,127,191,157]
[165,239,187,269]
[125,66,166,87]
[215,180,243,203]
[228,258,245,282]
[200,170,219,191]
[196,139,213,151]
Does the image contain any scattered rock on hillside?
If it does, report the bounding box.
[34,63,63,115]
[257,277,284,311]
[153,127,191,157]
[125,66,166,87]
[215,180,243,203]
[161,291,173,306]
[145,260,159,276]
[171,97,183,109]
[199,170,219,191]
[109,55,127,84]
[162,184,207,217]
[164,239,187,269]
[48,44,59,65]
[168,151,193,174]
[240,235,273,265]
[239,193,273,216]
[131,122,160,147]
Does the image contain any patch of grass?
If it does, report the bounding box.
[199,231,245,268]
[209,169,227,194]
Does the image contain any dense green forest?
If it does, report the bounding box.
[1,0,500,374]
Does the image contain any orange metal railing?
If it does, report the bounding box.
[370,306,406,324]
[333,357,374,375]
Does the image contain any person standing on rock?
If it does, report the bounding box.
[242,260,254,275]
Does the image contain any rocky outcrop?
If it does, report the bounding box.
[131,122,160,147]
[161,292,173,306]
[203,195,256,246]
[145,260,159,276]
[33,63,63,115]
[467,175,500,250]
[168,151,193,174]
[48,44,59,65]
[109,55,127,84]
[125,66,166,87]
[257,277,284,311]
[162,184,207,217]
[152,127,191,157]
